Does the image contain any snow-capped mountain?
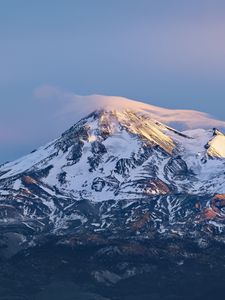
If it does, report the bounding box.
[1,102,225,256]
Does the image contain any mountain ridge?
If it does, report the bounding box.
[0,103,225,258]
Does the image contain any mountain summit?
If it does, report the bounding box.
[0,102,225,257]
[51,93,225,130]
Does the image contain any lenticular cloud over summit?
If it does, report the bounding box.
[68,94,225,131]
[35,86,225,131]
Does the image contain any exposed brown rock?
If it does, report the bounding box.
[211,194,225,209]
[132,211,151,230]
[203,208,218,220]
[22,175,38,185]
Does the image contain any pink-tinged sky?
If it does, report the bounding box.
[0,0,225,162]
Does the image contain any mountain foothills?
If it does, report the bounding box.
[1,100,225,299]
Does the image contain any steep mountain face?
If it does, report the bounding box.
[0,107,225,257]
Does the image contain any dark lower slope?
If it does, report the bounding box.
[1,238,225,300]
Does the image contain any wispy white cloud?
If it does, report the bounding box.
[33,85,63,100]
[34,85,225,131]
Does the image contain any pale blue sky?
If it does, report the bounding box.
[1,0,225,162]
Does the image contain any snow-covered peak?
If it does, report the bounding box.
[1,107,225,205]
[206,129,225,158]
[95,109,177,153]
[0,108,176,180]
